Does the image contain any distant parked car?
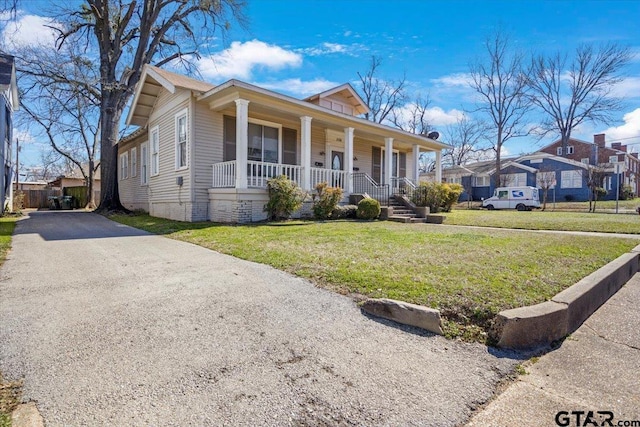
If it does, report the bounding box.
[482,186,540,211]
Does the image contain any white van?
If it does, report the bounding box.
[482,186,540,211]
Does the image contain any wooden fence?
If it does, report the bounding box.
[17,189,62,209]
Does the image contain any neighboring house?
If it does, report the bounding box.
[540,134,639,198]
[118,65,449,222]
[48,163,101,202]
[428,135,636,202]
[15,181,48,191]
[0,53,19,212]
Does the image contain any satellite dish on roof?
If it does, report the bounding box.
[427,131,440,140]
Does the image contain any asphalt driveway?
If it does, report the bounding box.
[1,211,520,426]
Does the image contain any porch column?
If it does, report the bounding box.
[344,127,354,193]
[412,144,420,183]
[300,116,312,191]
[235,99,250,189]
[435,150,443,183]
[384,137,393,187]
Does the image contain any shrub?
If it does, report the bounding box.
[265,175,306,220]
[412,182,463,213]
[356,197,381,220]
[620,185,635,200]
[564,194,575,202]
[332,204,358,219]
[312,182,343,219]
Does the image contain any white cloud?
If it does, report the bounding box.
[197,39,302,80]
[256,78,340,97]
[603,108,640,142]
[1,12,62,49]
[423,107,465,126]
[298,42,364,57]
[610,76,640,99]
[431,73,473,88]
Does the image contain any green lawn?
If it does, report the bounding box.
[109,214,638,342]
[442,209,640,234]
[0,217,20,427]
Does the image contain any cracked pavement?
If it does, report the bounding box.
[0,211,522,426]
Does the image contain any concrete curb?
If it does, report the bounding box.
[361,298,444,335]
[491,250,640,350]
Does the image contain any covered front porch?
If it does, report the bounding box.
[200,82,447,222]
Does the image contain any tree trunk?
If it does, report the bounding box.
[96,95,126,213]
[86,159,96,209]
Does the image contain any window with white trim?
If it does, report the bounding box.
[567,146,574,154]
[503,173,527,187]
[561,170,582,188]
[474,176,490,187]
[447,176,462,184]
[248,120,280,163]
[175,109,188,169]
[120,151,129,180]
[581,158,589,164]
[609,155,618,163]
[150,126,160,176]
[536,171,556,188]
[557,146,563,155]
[604,176,612,190]
[131,147,137,177]
[140,142,148,185]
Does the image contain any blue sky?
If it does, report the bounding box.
[3,0,640,171]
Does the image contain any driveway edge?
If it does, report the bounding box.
[491,250,640,349]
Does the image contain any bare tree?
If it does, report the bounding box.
[469,30,531,188]
[17,40,101,208]
[442,116,487,167]
[357,55,408,123]
[584,164,608,212]
[528,43,631,156]
[39,0,246,212]
[535,167,557,211]
[389,95,433,134]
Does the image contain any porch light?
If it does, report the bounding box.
[353,156,358,161]
[319,151,325,156]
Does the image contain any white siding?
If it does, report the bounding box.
[118,133,150,212]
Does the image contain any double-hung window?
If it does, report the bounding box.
[131,147,137,177]
[140,142,149,185]
[120,151,129,180]
[175,109,188,169]
[248,122,279,163]
[150,126,160,176]
[561,170,582,188]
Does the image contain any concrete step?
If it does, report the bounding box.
[410,218,427,223]
[388,216,412,223]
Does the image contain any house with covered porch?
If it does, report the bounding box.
[119,65,448,222]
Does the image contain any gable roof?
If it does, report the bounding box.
[304,83,370,115]
[0,53,19,110]
[127,65,215,127]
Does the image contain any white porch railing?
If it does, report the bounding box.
[212,160,309,189]
[310,167,348,190]
[247,161,303,188]
[212,160,236,188]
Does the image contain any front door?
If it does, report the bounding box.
[331,151,344,187]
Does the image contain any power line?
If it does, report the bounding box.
[606,135,640,143]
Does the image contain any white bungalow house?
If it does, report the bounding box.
[119,65,449,222]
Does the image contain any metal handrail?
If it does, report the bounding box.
[352,172,390,206]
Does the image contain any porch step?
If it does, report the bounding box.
[388,215,413,223]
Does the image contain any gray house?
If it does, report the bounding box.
[118,65,449,222]
[0,53,19,211]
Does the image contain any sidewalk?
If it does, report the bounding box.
[466,272,640,427]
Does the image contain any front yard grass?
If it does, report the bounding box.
[0,217,21,427]
[443,209,640,234]
[109,214,638,342]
